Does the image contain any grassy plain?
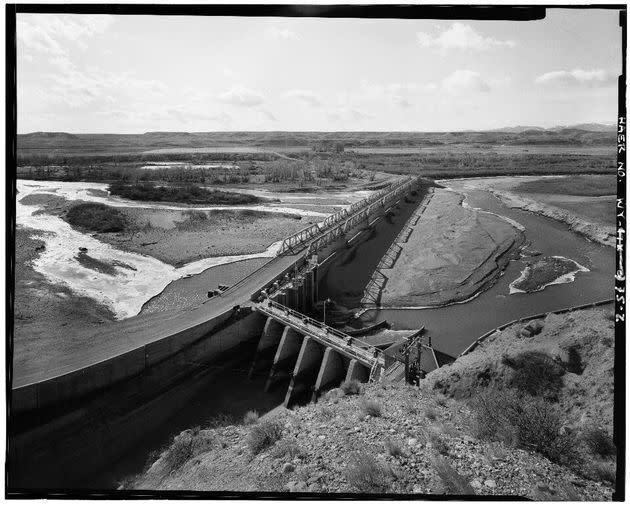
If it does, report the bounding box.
[16,129,615,186]
[514,175,616,197]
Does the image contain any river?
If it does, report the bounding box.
[360,187,614,357]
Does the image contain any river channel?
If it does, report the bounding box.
[360,187,614,357]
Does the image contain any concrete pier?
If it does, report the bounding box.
[345,359,370,383]
[248,317,285,377]
[284,337,325,407]
[264,327,303,392]
[312,348,346,401]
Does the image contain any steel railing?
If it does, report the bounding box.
[255,299,385,367]
[278,176,420,255]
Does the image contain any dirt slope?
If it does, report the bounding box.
[426,306,615,431]
[126,366,613,498]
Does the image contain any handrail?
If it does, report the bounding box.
[278,176,419,255]
[255,300,385,366]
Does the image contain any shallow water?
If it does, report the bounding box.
[362,187,614,357]
[16,179,365,319]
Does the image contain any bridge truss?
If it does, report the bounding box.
[278,176,420,256]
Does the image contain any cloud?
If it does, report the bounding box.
[350,109,373,121]
[217,86,264,107]
[261,109,278,121]
[441,70,509,94]
[328,108,373,123]
[17,14,113,56]
[535,69,617,88]
[417,22,515,51]
[145,109,231,125]
[266,26,298,40]
[286,89,322,107]
[37,55,168,108]
[354,81,417,108]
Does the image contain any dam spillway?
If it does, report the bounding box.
[8,176,428,488]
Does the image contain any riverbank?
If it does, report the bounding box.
[379,188,524,307]
[442,176,616,248]
[491,190,615,247]
[13,227,117,376]
[426,305,614,432]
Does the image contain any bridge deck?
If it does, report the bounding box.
[14,252,306,388]
[255,300,384,368]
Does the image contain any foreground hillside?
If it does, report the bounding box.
[125,306,616,500]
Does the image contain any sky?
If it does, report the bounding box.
[16,8,622,133]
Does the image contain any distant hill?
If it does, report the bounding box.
[16,126,615,160]
[491,123,615,134]
[550,123,616,133]
[21,131,80,140]
[488,126,546,133]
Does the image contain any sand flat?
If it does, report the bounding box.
[380,188,523,307]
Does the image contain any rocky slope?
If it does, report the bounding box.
[125,304,616,500]
[427,305,615,437]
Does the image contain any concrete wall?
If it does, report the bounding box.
[9,310,268,488]
[12,309,265,415]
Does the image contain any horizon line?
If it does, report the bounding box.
[17,123,616,136]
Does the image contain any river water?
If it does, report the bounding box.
[360,187,614,357]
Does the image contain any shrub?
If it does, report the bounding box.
[384,438,405,458]
[341,379,362,396]
[429,433,449,455]
[582,428,616,458]
[243,410,259,425]
[346,452,393,493]
[588,460,616,484]
[206,413,236,429]
[109,181,262,205]
[183,209,208,221]
[470,388,577,465]
[502,351,564,398]
[66,203,126,232]
[247,418,283,454]
[432,457,474,495]
[271,438,304,460]
[318,406,335,420]
[425,408,437,421]
[435,395,448,407]
[160,427,213,475]
[404,400,419,415]
[360,399,382,418]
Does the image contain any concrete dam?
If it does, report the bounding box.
[9,175,432,488]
